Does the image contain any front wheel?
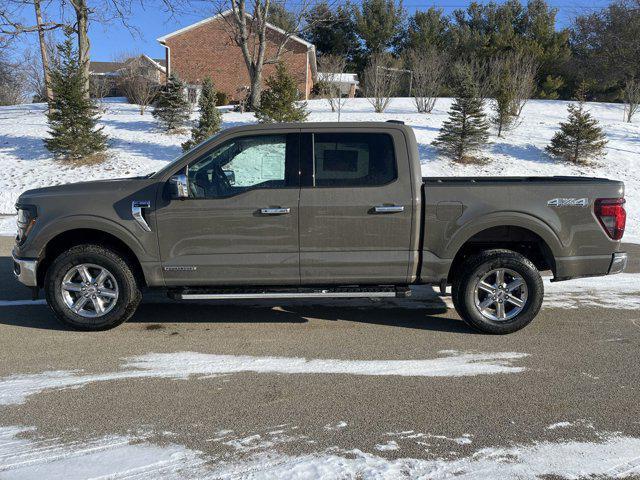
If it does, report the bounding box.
[44,244,142,330]
[451,249,544,334]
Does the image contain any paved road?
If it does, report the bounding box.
[1,236,640,478]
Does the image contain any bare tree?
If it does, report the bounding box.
[0,55,27,105]
[623,78,640,123]
[216,0,318,110]
[317,54,348,120]
[0,0,64,104]
[461,57,493,102]
[363,53,401,113]
[89,74,112,111]
[488,52,538,136]
[509,52,537,118]
[407,47,444,113]
[117,57,159,115]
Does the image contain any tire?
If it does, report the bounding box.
[44,244,142,331]
[451,249,543,334]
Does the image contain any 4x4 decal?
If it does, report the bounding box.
[547,198,589,207]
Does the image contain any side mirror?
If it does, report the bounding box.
[168,173,189,199]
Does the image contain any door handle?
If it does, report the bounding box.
[260,207,291,215]
[373,205,404,214]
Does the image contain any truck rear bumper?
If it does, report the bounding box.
[554,252,626,281]
[608,252,627,275]
[12,254,38,287]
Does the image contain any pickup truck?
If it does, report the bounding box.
[12,122,628,333]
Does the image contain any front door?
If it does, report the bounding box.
[298,129,414,284]
[155,132,301,286]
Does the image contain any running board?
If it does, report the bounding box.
[169,286,411,300]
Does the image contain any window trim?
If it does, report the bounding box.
[177,133,300,200]
[301,132,399,189]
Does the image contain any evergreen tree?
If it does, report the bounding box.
[354,0,406,55]
[538,75,565,100]
[401,7,450,53]
[546,84,607,163]
[182,77,222,151]
[302,2,358,60]
[255,63,308,123]
[152,73,190,132]
[267,1,298,32]
[433,66,489,162]
[44,29,107,160]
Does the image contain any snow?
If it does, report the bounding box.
[0,216,14,236]
[547,422,573,430]
[0,426,208,480]
[0,97,637,240]
[2,423,640,479]
[375,441,399,451]
[207,437,640,479]
[542,273,640,309]
[0,350,528,406]
[324,421,348,431]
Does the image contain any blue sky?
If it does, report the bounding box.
[12,0,613,61]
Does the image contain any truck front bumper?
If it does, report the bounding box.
[12,254,38,287]
[608,252,627,275]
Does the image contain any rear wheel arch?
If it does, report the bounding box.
[447,225,557,282]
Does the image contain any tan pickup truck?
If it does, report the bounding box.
[12,122,627,333]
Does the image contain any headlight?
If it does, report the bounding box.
[15,204,37,245]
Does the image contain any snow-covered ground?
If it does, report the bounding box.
[0,96,638,240]
[2,351,640,478]
[2,415,640,479]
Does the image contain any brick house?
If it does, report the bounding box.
[89,55,166,97]
[156,10,317,103]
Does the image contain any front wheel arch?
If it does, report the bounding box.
[38,228,146,288]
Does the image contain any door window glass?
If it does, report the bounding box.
[187,135,288,198]
[313,133,397,187]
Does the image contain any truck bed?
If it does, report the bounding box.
[423,176,619,184]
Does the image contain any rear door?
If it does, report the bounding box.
[298,128,415,284]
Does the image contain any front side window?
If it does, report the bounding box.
[187,134,289,198]
[313,133,397,187]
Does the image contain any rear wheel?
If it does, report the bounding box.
[44,244,142,330]
[452,249,543,334]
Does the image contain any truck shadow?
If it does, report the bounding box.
[0,301,473,334]
[131,301,473,334]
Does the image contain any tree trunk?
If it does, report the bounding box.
[71,0,91,99]
[33,0,53,105]
[249,65,262,110]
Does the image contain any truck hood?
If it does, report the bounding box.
[17,177,152,205]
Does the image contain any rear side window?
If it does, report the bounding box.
[313,133,397,187]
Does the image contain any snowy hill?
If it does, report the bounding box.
[0,97,637,241]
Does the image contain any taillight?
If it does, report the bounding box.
[595,198,626,240]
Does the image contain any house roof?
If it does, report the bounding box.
[89,61,122,74]
[156,9,314,49]
[90,55,166,75]
[138,54,166,73]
